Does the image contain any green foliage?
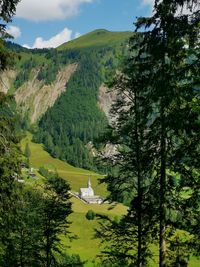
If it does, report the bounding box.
[0,93,22,266]
[13,57,38,88]
[6,30,130,171]
[5,41,28,53]
[58,29,132,50]
[0,170,72,267]
[0,0,20,23]
[167,229,194,267]
[41,174,72,267]
[37,63,59,85]
[98,1,200,266]
[39,166,56,179]
[0,39,14,70]
[0,2,78,266]
[57,253,84,267]
[24,142,31,158]
[1,188,44,267]
[86,210,96,221]
[34,48,111,170]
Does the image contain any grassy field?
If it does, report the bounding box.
[20,133,199,267]
[21,133,107,196]
[58,29,132,50]
[63,197,127,266]
[20,133,127,266]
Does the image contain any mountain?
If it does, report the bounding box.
[0,29,132,170]
[58,29,132,49]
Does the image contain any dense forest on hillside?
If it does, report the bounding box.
[7,34,130,171]
[34,49,105,169]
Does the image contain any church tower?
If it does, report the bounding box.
[88,178,92,188]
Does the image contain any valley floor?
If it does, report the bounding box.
[20,133,200,267]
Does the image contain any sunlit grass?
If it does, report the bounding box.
[20,133,199,266]
[62,197,127,265]
[21,132,106,196]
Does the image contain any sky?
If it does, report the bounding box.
[7,0,154,49]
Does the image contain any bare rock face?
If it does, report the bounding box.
[15,64,78,123]
[97,84,119,158]
[98,84,117,124]
[0,70,17,94]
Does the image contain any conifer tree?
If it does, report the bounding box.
[134,1,200,266]
[24,142,31,166]
[0,0,24,264]
[40,172,72,267]
[0,93,22,266]
[99,1,200,266]
[98,34,159,267]
[0,0,21,70]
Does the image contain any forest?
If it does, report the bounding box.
[7,36,129,171]
[0,0,200,267]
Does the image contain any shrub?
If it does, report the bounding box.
[85,210,96,220]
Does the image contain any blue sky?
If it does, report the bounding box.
[7,0,154,48]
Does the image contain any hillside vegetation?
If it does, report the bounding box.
[58,29,132,50]
[20,134,199,267]
[3,29,132,171]
[15,64,78,123]
[21,133,106,195]
[21,133,127,266]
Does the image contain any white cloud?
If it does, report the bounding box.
[16,0,94,21]
[23,27,81,49]
[23,44,31,49]
[6,26,21,39]
[142,0,154,6]
[141,1,197,16]
[140,0,154,16]
[142,0,199,13]
[74,32,81,39]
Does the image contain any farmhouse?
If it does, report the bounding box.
[79,179,103,204]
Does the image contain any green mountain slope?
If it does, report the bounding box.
[2,29,132,170]
[58,29,132,50]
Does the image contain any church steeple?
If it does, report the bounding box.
[88,178,92,188]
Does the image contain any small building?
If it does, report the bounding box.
[79,178,103,204]
[28,167,36,177]
[79,179,94,197]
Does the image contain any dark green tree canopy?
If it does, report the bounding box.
[98,1,200,267]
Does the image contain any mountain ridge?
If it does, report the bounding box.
[58,29,132,50]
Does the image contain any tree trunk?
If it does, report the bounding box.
[45,227,51,267]
[137,184,142,267]
[134,90,142,267]
[20,229,24,267]
[159,104,166,267]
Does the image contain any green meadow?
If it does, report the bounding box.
[21,133,106,196]
[58,29,132,50]
[63,197,127,266]
[20,133,127,265]
[20,133,199,267]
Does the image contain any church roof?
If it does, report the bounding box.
[80,188,91,193]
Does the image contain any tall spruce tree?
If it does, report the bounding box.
[99,0,200,266]
[0,0,24,264]
[0,93,22,266]
[40,172,72,267]
[98,33,159,267]
[134,1,200,266]
[0,0,21,70]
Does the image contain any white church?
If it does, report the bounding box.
[79,178,103,204]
